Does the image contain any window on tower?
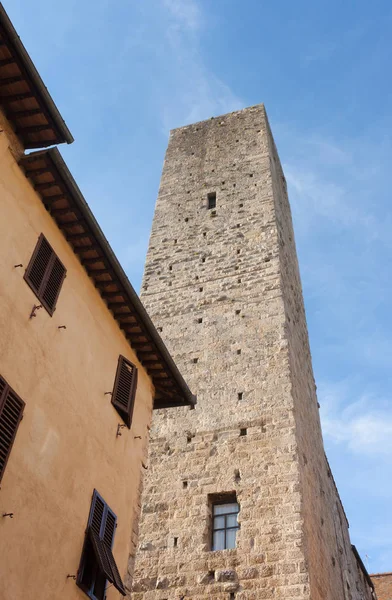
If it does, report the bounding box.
[210,494,240,551]
[207,192,216,210]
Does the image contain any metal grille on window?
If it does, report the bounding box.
[212,501,240,551]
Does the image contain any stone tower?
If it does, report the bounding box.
[130,105,374,600]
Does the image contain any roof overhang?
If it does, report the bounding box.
[0,3,73,149]
[19,149,195,410]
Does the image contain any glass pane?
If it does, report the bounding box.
[226,528,237,549]
[213,515,225,530]
[227,514,238,528]
[212,529,225,551]
[213,502,239,515]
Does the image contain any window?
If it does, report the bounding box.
[77,490,126,598]
[24,234,66,315]
[207,192,216,210]
[211,497,239,551]
[111,356,138,428]
[0,375,25,483]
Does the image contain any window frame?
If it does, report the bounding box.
[207,192,216,210]
[0,375,25,483]
[211,496,240,551]
[24,233,66,316]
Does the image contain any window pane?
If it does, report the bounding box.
[226,514,238,528]
[212,530,225,551]
[226,528,237,549]
[213,502,239,515]
[213,515,225,530]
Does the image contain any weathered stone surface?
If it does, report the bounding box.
[129,104,374,600]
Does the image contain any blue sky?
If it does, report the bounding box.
[7,0,392,573]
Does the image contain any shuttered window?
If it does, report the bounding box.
[111,356,138,428]
[24,234,66,315]
[77,490,126,598]
[0,375,25,483]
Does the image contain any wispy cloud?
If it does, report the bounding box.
[320,380,392,457]
[163,0,202,31]
[159,0,244,129]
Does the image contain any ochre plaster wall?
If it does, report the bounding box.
[0,123,153,598]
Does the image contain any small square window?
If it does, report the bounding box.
[207,192,216,210]
[238,392,243,400]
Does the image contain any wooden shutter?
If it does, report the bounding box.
[111,356,138,428]
[0,376,25,483]
[24,234,66,315]
[82,490,126,595]
[102,507,126,595]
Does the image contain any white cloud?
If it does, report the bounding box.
[159,0,244,130]
[319,381,392,457]
[163,0,202,31]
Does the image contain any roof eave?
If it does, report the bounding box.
[0,3,73,146]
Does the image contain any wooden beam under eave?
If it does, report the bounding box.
[0,74,24,85]
[0,57,15,67]
[0,92,34,102]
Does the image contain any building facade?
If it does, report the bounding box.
[0,6,194,599]
[131,105,376,600]
[371,573,392,600]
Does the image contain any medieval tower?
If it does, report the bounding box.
[130,105,374,600]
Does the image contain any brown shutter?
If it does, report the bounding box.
[0,376,25,483]
[24,234,66,315]
[111,356,138,428]
[103,545,127,595]
[88,528,114,584]
[102,507,126,595]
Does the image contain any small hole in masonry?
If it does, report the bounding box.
[208,570,215,579]
[203,232,207,237]
[237,249,241,255]
[238,278,241,283]
[230,593,236,600]
[185,217,189,222]
[193,357,199,364]
[236,309,241,315]
[198,318,203,323]
[169,265,173,271]
[174,239,177,244]
[237,349,241,355]
[182,481,188,489]
[238,392,243,400]
[239,203,243,207]
[187,434,192,443]
[249,174,253,178]
[240,428,247,436]
[201,257,206,263]
[174,537,178,547]
[158,327,163,332]
[199,287,203,292]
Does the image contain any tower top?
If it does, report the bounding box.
[170,102,267,133]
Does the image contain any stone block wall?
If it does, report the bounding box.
[129,105,374,600]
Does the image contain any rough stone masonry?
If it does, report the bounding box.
[129,104,375,600]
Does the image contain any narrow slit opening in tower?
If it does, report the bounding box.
[207,192,216,210]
